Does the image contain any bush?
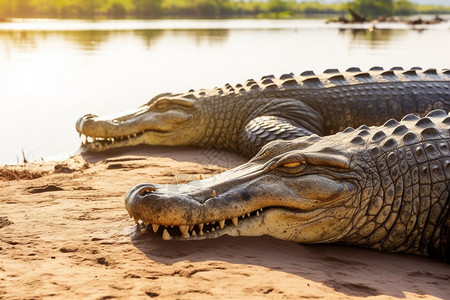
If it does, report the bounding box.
[395,0,415,15]
[348,0,394,18]
[268,0,290,13]
[133,0,162,16]
[108,2,127,17]
[197,0,219,16]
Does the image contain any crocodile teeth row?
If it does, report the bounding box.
[79,133,143,146]
[135,208,264,240]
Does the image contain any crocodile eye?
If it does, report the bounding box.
[282,162,301,168]
[155,101,169,110]
[276,160,307,174]
[153,97,195,110]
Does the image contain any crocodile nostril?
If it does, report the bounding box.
[83,114,98,119]
[138,186,157,196]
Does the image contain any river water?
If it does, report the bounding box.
[0,18,449,164]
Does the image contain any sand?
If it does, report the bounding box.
[0,145,449,299]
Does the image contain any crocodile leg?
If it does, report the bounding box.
[237,116,316,157]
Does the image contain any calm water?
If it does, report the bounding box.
[0,18,449,164]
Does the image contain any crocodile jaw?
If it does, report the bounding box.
[76,108,198,152]
[124,161,358,243]
[133,207,347,243]
[79,130,180,152]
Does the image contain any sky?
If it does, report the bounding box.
[313,0,450,5]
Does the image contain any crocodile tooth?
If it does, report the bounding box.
[212,190,216,197]
[191,230,197,236]
[189,225,194,231]
[206,222,210,225]
[216,226,220,230]
[242,215,245,219]
[79,132,82,138]
[199,175,203,180]
[199,230,204,236]
[198,223,204,231]
[212,221,216,225]
[247,213,251,217]
[162,229,172,240]
[219,220,225,229]
[152,224,160,233]
[179,225,188,235]
[257,211,260,216]
[232,217,238,226]
[182,231,190,239]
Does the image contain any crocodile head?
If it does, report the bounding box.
[76,93,204,152]
[125,135,363,242]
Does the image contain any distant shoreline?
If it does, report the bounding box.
[1,13,449,23]
[0,16,448,33]
[1,1,449,20]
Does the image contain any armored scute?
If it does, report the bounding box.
[77,67,450,261]
[77,67,450,157]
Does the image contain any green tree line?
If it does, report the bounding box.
[348,0,450,18]
[0,0,449,19]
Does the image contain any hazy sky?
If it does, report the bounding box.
[314,0,450,5]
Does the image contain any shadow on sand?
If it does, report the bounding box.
[79,144,247,169]
[132,228,449,298]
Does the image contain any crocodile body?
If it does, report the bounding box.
[76,67,450,157]
[125,110,450,261]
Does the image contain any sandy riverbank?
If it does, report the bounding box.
[0,146,449,299]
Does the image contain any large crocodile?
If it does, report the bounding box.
[76,67,450,157]
[125,110,450,261]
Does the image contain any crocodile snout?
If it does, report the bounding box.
[75,114,98,133]
[137,185,158,196]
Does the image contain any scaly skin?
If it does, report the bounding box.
[76,67,450,157]
[125,110,450,261]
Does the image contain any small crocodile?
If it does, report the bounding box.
[76,67,450,157]
[125,110,450,261]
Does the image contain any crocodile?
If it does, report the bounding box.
[125,110,450,261]
[76,67,450,158]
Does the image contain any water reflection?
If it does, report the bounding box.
[0,30,109,51]
[0,28,231,52]
[174,29,229,46]
[0,25,446,54]
[0,30,40,50]
[133,30,165,48]
[133,29,229,49]
[63,30,113,51]
[338,28,401,43]
[0,20,449,164]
